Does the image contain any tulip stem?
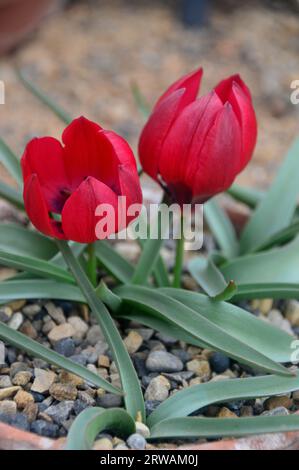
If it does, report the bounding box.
[87,243,97,287]
[173,215,185,288]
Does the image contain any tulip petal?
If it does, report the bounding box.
[214,74,252,103]
[154,68,203,110]
[191,103,242,201]
[139,89,185,180]
[214,75,257,170]
[62,116,106,184]
[21,137,68,213]
[159,92,223,189]
[61,177,119,243]
[23,174,65,239]
[229,82,257,171]
[100,130,141,196]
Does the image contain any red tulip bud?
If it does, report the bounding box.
[139,68,257,205]
[21,116,142,243]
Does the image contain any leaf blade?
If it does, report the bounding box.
[115,285,291,376]
[148,372,299,427]
[150,415,299,440]
[66,407,135,450]
[240,138,299,253]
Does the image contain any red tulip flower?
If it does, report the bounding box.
[21,117,142,243]
[139,68,257,205]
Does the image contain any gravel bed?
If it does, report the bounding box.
[0,285,298,449]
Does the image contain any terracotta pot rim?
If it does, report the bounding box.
[1,420,299,450]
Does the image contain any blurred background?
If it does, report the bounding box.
[0,0,298,193]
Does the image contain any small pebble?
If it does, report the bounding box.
[209,352,230,374]
[264,395,293,410]
[240,405,254,417]
[127,433,146,450]
[23,402,38,423]
[48,323,75,343]
[218,407,238,418]
[12,371,32,386]
[67,316,89,339]
[8,312,24,330]
[98,354,110,368]
[0,412,29,431]
[171,349,191,363]
[0,341,5,365]
[22,304,41,317]
[124,330,143,354]
[146,351,183,373]
[262,406,289,417]
[53,338,75,357]
[0,400,17,415]
[96,393,122,408]
[49,383,78,401]
[74,399,89,415]
[8,300,26,312]
[31,420,59,438]
[93,437,113,450]
[0,386,20,400]
[293,390,299,404]
[0,376,12,388]
[45,401,74,424]
[45,302,66,324]
[77,391,96,406]
[135,421,150,438]
[14,390,34,409]
[19,320,38,339]
[285,300,299,326]
[0,307,13,322]
[186,359,211,381]
[144,375,170,401]
[59,371,84,388]
[31,368,56,394]
[86,325,104,345]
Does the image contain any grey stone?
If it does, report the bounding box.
[31,419,59,438]
[146,351,183,373]
[144,375,170,401]
[86,325,104,345]
[69,354,88,366]
[155,332,178,345]
[127,433,146,450]
[67,316,89,339]
[44,401,74,424]
[74,399,89,415]
[0,375,12,388]
[77,391,96,406]
[53,338,75,357]
[8,312,23,330]
[0,400,17,415]
[22,304,41,317]
[0,412,29,431]
[96,393,122,408]
[0,341,5,365]
[10,362,32,378]
[81,347,98,364]
[261,406,290,417]
[45,302,66,324]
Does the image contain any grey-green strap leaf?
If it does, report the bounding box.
[240,138,299,253]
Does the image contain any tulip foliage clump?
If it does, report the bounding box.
[1,68,299,444]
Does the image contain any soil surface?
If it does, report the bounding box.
[0,0,298,191]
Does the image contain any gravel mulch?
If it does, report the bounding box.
[0,259,299,449]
